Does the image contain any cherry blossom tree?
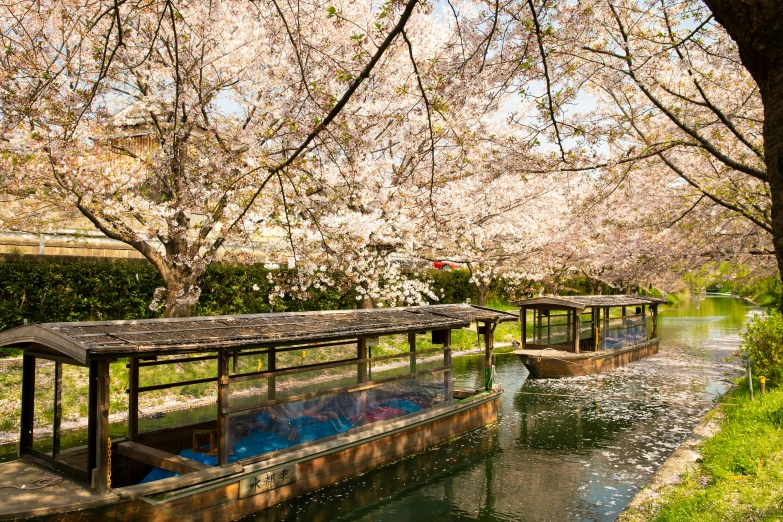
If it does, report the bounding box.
[401,125,570,305]
[0,0,449,316]
[477,0,778,300]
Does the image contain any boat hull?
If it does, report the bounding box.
[7,391,501,522]
[515,339,659,379]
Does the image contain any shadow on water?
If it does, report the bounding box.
[243,296,758,521]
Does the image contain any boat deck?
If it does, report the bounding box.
[514,348,602,359]
[0,459,119,519]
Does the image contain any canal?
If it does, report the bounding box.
[245,295,758,521]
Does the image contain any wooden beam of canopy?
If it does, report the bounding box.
[510,294,666,312]
[0,305,515,361]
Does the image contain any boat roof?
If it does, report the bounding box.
[509,294,666,312]
[0,304,516,364]
[428,304,518,324]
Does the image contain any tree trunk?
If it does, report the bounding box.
[476,284,488,306]
[703,0,783,310]
[165,299,193,318]
[359,295,376,309]
[160,265,199,318]
[762,63,783,313]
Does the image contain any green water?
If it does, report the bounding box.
[243,295,758,521]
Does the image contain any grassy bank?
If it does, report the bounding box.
[629,381,783,521]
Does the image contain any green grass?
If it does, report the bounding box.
[636,381,783,521]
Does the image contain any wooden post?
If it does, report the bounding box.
[604,307,610,349]
[408,332,417,374]
[444,330,453,399]
[357,338,368,383]
[93,359,110,492]
[217,350,230,466]
[268,347,276,400]
[520,307,527,349]
[622,306,627,345]
[547,311,551,344]
[53,362,62,458]
[127,357,139,441]
[87,360,97,485]
[537,310,543,344]
[368,344,373,381]
[19,355,35,454]
[357,338,368,421]
[651,305,659,339]
[483,322,494,390]
[573,310,580,354]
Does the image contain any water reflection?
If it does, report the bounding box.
[246,296,758,521]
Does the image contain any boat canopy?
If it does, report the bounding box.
[511,295,663,354]
[0,304,517,365]
[510,294,666,313]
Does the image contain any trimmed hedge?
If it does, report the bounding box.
[0,262,500,331]
[0,262,162,330]
[426,269,477,303]
[193,265,357,316]
[0,262,363,331]
[0,259,637,332]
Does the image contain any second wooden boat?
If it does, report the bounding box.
[510,295,666,379]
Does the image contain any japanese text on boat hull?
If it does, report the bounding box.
[238,464,297,499]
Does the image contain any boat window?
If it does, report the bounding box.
[54,364,90,474]
[602,314,648,350]
[26,359,91,477]
[225,374,447,463]
[524,306,650,352]
[136,355,219,434]
[136,335,452,484]
[32,359,55,454]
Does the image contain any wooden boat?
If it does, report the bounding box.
[510,295,666,379]
[0,304,516,521]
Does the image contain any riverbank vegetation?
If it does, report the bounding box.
[0,259,632,334]
[742,312,783,385]
[685,262,782,308]
[629,381,783,521]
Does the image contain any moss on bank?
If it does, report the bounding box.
[626,380,783,521]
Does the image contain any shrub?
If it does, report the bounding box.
[740,311,783,385]
[0,261,163,330]
[0,261,362,331]
[422,269,476,304]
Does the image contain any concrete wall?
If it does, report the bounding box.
[0,231,146,259]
